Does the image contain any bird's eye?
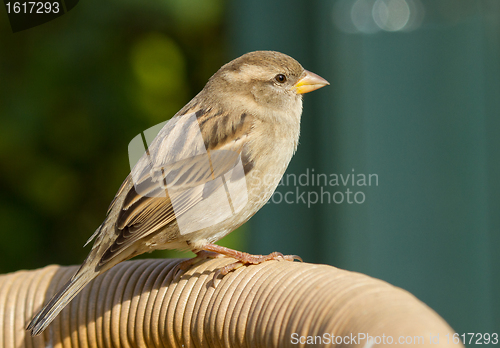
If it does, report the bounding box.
[275,74,287,83]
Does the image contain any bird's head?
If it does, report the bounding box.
[204,51,329,120]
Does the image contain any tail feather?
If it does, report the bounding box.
[27,269,98,336]
[27,221,133,336]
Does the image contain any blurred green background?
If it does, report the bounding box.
[0,0,498,339]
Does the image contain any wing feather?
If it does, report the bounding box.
[97,106,253,266]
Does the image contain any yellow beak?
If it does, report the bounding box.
[294,70,329,94]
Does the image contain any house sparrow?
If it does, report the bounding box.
[27,50,329,336]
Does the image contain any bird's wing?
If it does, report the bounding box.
[97,108,253,266]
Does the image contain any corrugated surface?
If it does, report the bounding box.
[1,259,460,347]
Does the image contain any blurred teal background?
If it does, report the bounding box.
[0,0,498,340]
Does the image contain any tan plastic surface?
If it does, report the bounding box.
[0,258,461,347]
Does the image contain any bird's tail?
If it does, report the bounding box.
[26,265,99,336]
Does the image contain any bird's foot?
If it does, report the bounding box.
[201,243,302,281]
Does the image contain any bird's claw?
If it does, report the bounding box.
[209,251,303,288]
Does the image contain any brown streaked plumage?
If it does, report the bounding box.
[27,51,329,336]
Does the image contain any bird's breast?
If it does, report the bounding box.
[242,132,298,207]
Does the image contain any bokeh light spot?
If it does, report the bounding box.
[373,0,410,31]
[131,33,185,95]
[351,0,380,34]
[333,0,425,33]
[130,33,188,122]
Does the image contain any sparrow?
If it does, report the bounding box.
[27,50,329,336]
